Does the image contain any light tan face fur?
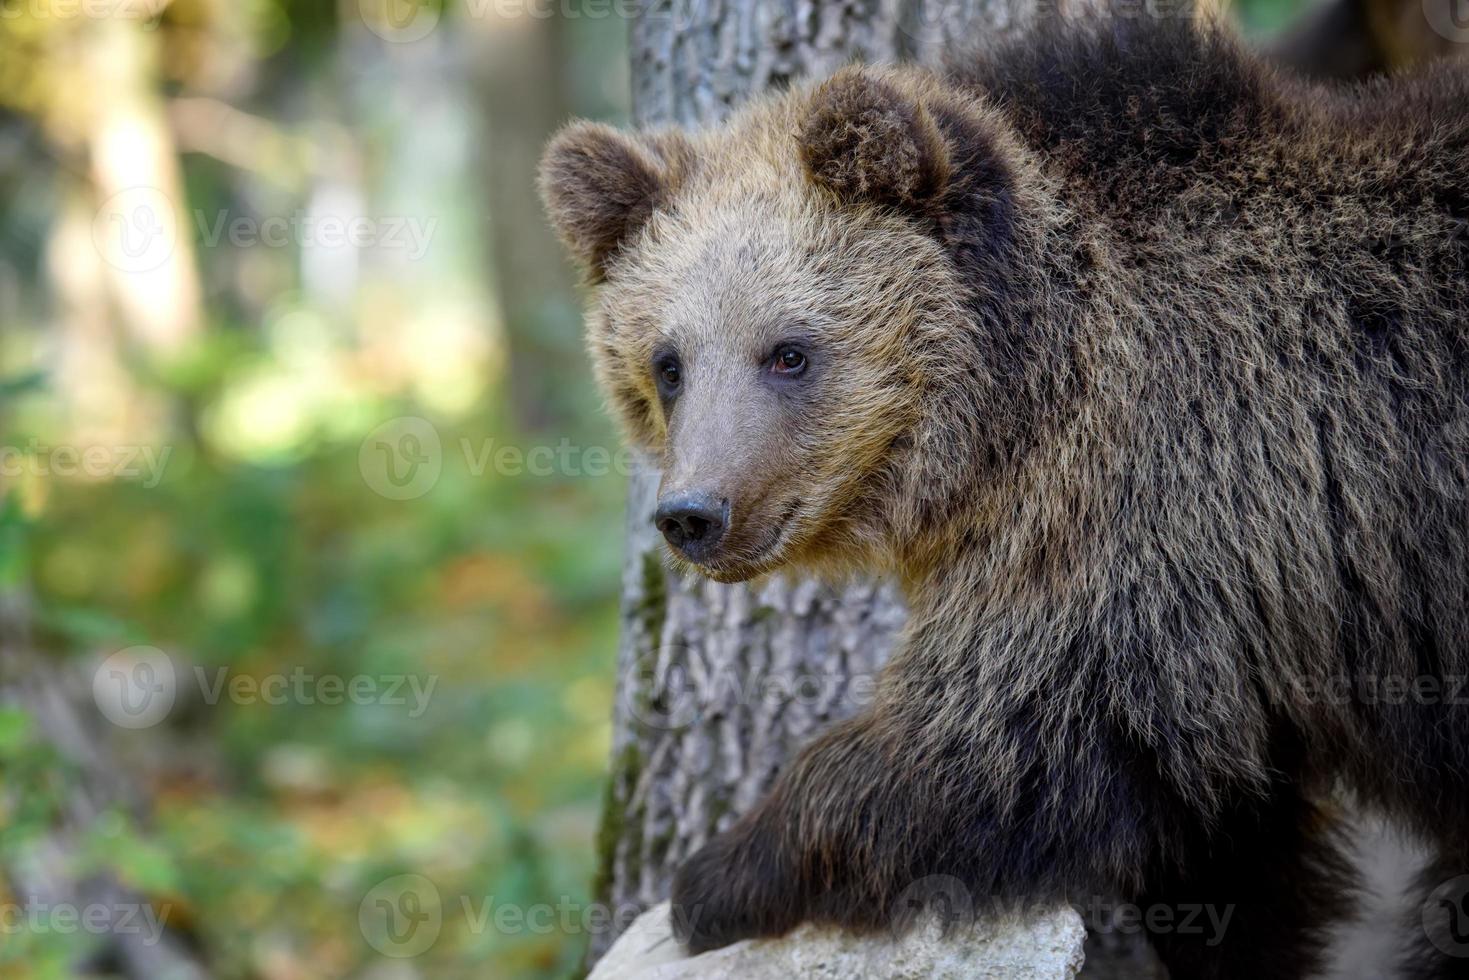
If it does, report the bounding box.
[543,86,969,583]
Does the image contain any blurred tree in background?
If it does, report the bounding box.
[1,2,631,977]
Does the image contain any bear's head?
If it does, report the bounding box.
[541,67,1042,583]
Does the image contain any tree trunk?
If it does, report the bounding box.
[588,0,1090,967]
[469,12,582,430]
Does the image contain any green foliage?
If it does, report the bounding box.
[3,343,627,975]
[0,3,633,968]
[0,492,29,588]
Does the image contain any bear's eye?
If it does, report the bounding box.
[770,347,808,377]
[653,354,682,396]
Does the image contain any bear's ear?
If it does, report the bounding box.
[798,68,952,210]
[539,122,691,281]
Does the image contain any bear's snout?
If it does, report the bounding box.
[655,490,728,561]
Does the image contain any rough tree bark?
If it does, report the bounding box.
[587,0,1112,969]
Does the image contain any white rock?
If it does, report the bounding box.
[588,902,1087,980]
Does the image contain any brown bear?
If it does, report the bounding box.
[540,17,1469,980]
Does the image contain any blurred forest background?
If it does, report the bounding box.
[0,0,1365,977]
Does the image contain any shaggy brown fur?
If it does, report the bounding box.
[541,18,1469,979]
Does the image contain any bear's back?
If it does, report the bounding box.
[962,18,1469,222]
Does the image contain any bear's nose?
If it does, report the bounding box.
[655,492,728,560]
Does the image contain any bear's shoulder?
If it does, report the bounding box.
[956,19,1468,209]
[959,21,1278,170]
